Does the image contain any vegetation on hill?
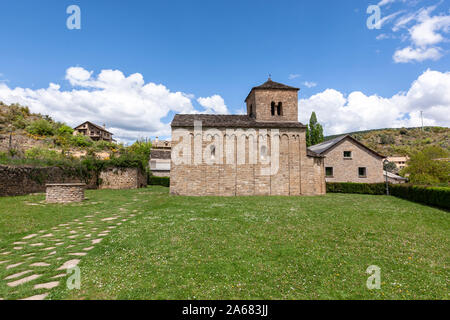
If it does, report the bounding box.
[0,101,152,174]
[325,126,449,156]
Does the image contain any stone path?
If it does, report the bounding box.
[0,203,143,300]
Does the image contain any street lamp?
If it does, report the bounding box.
[383,159,390,196]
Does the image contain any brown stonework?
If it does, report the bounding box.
[170,79,325,197]
[99,167,147,190]
[46,183,85,203]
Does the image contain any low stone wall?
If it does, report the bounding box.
[99,167,147,190]
[0,164,147,197]
[46,183,85,203]
[0,165,96,197]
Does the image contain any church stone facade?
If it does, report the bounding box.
[170,79,326,196]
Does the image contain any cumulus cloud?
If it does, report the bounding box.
[393,46,442,63]
[197,95,229,114]
[0,67,228,143]
[299,69,450,135]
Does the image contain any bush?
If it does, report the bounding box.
[25,119,55,136]
[57,124,74,135]
[70,135,94,147]
[25,147,62,161]
[149,176,170,187]
[390,184,450,209]
[326,182,386,195]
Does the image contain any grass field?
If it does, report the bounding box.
[0,186,448,300]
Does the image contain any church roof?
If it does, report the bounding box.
[245,78,299,102]
[171,114,306,128]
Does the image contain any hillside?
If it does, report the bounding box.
[325,127,449,156]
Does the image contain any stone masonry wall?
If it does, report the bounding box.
[246,90,299,122]
[46,183,85,203]
[170,127,326,196]
[324,139,384,183]
[0,165,96,197]
[99,167,147,190]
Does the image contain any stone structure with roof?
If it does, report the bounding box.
[73,121,114,142]
[149,137,171,177]
[309,135,386,183]
[170,78,326,196]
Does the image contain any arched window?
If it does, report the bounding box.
[271,102,275,116]
[277,102,282,116]
[260,145,267,161]
[210,145,216,160]
[249,104,255,118]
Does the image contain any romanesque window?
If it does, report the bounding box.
[250,104,255,118]
[210,145,216,160]
[325,167,333,177]
[271,102,275,116]
[277,102,282,116]
[260,145,267,160]
[358,167,367,178]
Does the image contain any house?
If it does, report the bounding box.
[309,135,385,183]
[387,156,409,171]
[149,137,171,177]
[169,78,326,196]
[384,170,407,184]
[73,121,114,142]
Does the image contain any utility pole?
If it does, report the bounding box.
[420,111,424,131]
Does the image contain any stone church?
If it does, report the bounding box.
[170,78,326,196]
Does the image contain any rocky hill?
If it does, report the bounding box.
[325,126,449,156]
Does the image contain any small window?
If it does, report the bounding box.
[260,146,267,160]
[271,102,275,116]
[358,167,367,178]
[277,102,282,116]
[343,151,352,158]
[325,167,333,177]
[210,145,216,160]
[249,104,255,118]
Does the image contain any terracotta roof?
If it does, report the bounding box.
[308,135,385,158]
[74,121,113,135]
[245,78,299,102]
[171,114,306,128]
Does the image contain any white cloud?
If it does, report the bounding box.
[197,95,229,114]
[0,67,227,143]
[393,46,442,63]
[374,3,450,63]
[299,69,450,135]
[288,74,301,80]
[302,81,317,88]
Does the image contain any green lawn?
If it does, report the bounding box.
[0,187,448,300]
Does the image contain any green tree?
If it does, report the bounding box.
[401,146,450,185]
[307,112,324,147]
[383,161,398,173]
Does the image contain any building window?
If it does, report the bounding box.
[210,145,216,160]
[343,151,352,158]
[325,167,333,177]
[358,167,367,178]
[260,145,267,161]
[277,102,282,116]
[271,102,275,116]
[249,104,255,118]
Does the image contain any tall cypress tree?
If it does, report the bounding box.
[307,112,324,146]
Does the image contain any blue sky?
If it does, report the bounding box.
[0,0,449,142]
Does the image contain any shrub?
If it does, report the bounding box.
[25,147,62,161]
[390,184,450,209]
[57,124,74,135]
[26,119,55,136]
[70,134,94,147]
[326,182,386,195]
[149,176,170,187]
